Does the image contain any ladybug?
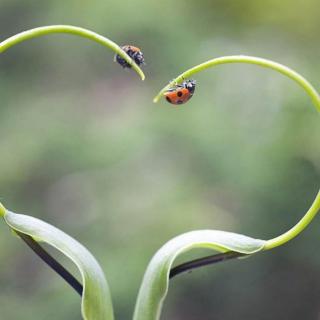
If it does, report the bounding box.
[115,45,145,68]
[164,79,196,105]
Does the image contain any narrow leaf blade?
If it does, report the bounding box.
[133,230,266,320]
[3,209,113,320]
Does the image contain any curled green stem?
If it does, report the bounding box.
[153,55,320,111]
[264,190,320,250]
[0,25,145,80]
[154,55,320,250]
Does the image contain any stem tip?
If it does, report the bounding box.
[0,202,6,217]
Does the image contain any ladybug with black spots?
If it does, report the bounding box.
[115,45,145,68]
[164,79,196,105]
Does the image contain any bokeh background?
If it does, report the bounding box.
[0,1,319,319]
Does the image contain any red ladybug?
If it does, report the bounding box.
[115,45,145,68]
[164,79,196,105]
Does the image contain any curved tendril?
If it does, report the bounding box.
[153,55,320,112]
[0,25,145,80]
[264,190,320,250]
[154,55,320,250]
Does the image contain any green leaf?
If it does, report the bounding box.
[1,208,113,320]
[133,230,266,320]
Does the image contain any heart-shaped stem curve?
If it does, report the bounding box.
[0,25,146,302]
[154,55,320,251]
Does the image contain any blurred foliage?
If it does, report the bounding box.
[0,0,319,319]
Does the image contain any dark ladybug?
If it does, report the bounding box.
[115,45,145,68]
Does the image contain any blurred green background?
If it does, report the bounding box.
[0,0,319,319]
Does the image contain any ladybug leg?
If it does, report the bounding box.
[175,77,187,87]
[168,79,184,89]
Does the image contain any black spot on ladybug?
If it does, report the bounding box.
[166,96,172,103]
[177,91,183,97]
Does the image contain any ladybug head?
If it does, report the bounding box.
[131,50,145,66]
[184,79,196,94]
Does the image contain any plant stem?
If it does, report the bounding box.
[264,190,320,250]
[0,25,145,80]
[17,231,83,296]
[153,55,320,112]
[169,251,245,279]
[170,189,319,276]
